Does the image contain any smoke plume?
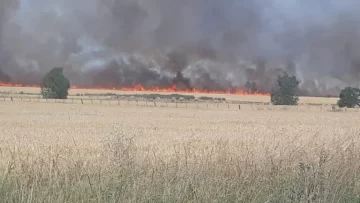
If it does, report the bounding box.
[1,0,360,95]
[0,0,19,82]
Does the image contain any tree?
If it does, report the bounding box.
[271,72,300,105]
[41,67,70,99]
[337,87,360,108]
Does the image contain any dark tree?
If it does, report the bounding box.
[337,87,360,108]
[41,67,70,99]
[271,72,300,105]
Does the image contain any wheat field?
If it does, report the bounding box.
[0,89,360,202]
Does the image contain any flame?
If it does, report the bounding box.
[0,83,270,96]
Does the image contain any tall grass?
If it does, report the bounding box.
[1,134,360,203]
[1,100,360,202]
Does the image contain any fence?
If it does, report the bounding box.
[0,95,248,110]
[0,95,343,112]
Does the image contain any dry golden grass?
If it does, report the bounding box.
[0,97,360,202]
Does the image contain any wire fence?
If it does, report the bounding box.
[0,95,248,110]
[0,95,345,112]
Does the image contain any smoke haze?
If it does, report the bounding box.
[1,0,360,95]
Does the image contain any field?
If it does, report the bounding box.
[0,87,360,202]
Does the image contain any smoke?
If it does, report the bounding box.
[0,0,19,82]
[90,56,172,88]
[0,0,19,47]
[1,0,360,95]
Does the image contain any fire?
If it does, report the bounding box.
[0,82,270,96]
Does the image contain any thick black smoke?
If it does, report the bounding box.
[1,0,360,95]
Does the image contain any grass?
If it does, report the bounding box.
[197,96,226,102]
[116,93,196,101]
[3,140,360,202]
[0,93,359,202]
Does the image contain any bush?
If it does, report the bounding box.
[271,72,300,105]
[41,67,70,99]
[337,87,360,108]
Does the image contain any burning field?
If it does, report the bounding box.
[0,82,270,96]
[1,0,360,202]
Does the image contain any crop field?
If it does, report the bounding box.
[0,87,360,202]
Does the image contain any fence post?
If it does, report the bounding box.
[81,99,84,104]
[239,105,241,110]
[11,97,13,102]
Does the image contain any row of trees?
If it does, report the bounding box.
[40,67,360,108]
[270,73,360,108]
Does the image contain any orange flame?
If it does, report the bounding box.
[0,82,270,96]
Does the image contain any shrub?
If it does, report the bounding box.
[41,67,70,99]
[271,72,299,105]
[337,87,360,108]
[198,96,226,101]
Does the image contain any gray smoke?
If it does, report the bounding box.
[0,0,19,82]
[1,0,360,95]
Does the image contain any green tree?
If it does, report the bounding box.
[337,87,360,108]
[41,67,70,99]
[271,72,300,105]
